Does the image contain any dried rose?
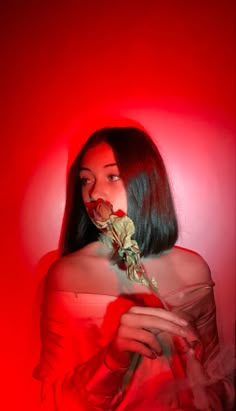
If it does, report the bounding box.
[85,199,113,222]
[94,200,113,222]
[114,209,126,218]
[85,199,158,291]
[109,214,135,249]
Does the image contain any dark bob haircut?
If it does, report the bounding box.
[62,126,178,257]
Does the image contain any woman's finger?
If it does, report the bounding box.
[129,306,188,326]
[118,325,162,355]
[121,312,188,338]
[114,335,160,359]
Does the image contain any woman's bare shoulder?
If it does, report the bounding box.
[45,242,105,291]
[170,246,212,284]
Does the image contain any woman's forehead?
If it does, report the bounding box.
[80,142,117,168]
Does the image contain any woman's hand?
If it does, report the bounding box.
[107,306,195,366]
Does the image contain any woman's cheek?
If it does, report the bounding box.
[81,187,89,203]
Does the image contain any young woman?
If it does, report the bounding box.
[34,126,234,410]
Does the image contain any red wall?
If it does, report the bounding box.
[1,1,235,409]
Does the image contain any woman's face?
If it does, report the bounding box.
[79,142,127,215]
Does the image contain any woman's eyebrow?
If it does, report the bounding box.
[104,163,117,168]
[79,163,117,172]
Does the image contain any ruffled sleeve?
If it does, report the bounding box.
[33,289,131,411]
[168,284,235,411]
[193,286,235,410]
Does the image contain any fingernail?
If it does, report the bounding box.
[186,331,198,342]
[150,350,161,359]
[179,318,188,326]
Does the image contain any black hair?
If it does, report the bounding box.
[62,126,178,257]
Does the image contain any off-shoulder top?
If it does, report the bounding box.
[33,282,234,410]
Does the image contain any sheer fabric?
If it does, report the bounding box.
[33,283,234,410]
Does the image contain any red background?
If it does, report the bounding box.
[1,1,235,409]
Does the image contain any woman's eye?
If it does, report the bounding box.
[80,177,92,186]
[108,174,120,182]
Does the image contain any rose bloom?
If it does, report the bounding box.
[94,200,113,222]
[85,199,113,222]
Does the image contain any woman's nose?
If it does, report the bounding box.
[89,181,106,201]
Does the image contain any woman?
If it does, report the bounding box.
[34,126,234,410]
